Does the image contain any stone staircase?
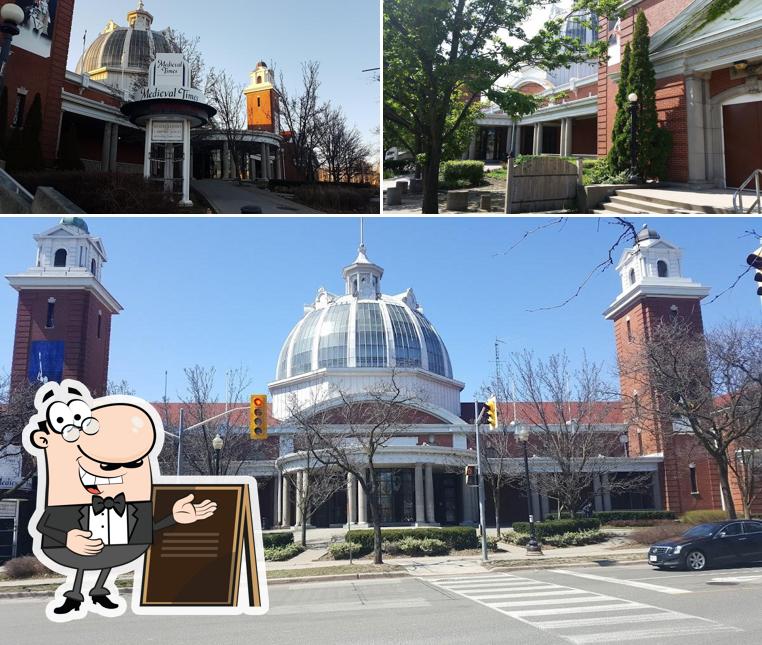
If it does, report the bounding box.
[594,188,735,215]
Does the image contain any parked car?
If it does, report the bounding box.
[648,520,762,571]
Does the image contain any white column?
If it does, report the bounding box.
[461,474,474,525]
[425,464,435,523]
[540,494,550,520]
[651,471,662,510]
[295,470,304,526]
[347,472,357,524]
[143,119,152,179]
[468,133,478,160]
[110,123,119,171]
[357,472,367,524]
[601,473,612,512]
[262,143,271,180]
[102,122,113,172]
[415,464,425,524]
[281,475,291,527]
[685,75,709,183]
[222,140,230,179]
[532,123,543,155]
[592,473,603,512]
[181,120,192,205]
[275,148,282,179]
[560,118,573,157]
[274,475,282,528]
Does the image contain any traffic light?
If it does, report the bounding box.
[484,396,498,429]
[465,464,478,487]
[250,394,268,440]
[747,246,762,296]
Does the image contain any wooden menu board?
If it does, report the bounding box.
[139,483,261,608]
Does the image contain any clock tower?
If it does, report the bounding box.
[244,61,280,133]
[6,218,122,397]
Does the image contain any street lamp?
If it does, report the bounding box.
[514,422,542,555]
[212,433,224,476]
[0,3,24,98]
[627,92,642,184]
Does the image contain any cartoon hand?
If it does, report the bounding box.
[172,494,217,525]
[66,529,103,556]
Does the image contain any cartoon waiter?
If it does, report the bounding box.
[22,380,217,620]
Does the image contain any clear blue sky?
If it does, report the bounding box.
[66,1,380,146]
[0,217,759,403]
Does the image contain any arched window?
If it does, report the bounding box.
[628,268,636,285]
[91,258,96,275]
[657,260,668,277]
[54,249,67,267]
[46,298,56,328]
[257,97,261,107]
[257,76,262,84]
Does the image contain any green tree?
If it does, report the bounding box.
[607,42,632,173]
[57,122,85,171]
[384,0,621,213]
[7,93,44,172]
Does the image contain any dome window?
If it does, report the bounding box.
[54,248,67,267]
[657,260,668,278]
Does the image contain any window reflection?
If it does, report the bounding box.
[388,305,421,368]
[291,310,322,376]
[356,303,387,367]
[318,304,350,368]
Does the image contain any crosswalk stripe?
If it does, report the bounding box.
[450,584,557,594]
[535,610,698,629]
[441,579,542,588]
[491,594,613,608]
[567,624,739,644]
[471,589,587,601]
[549,569,691,595]
[507,602,648,618]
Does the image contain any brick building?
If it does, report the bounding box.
[468,0,762,188]
[0,1,294,181]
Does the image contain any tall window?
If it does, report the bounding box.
[97,312,103,339]
[657,260,668,277]
[91,259,96,275]
[54,249,67,267]
[11,93,26,128]
[317,304,350,368]
[356,303,387,367]
[629,268,636,285]
[626,319,633,342]
[388,305,421,368]
[689,464,699,494]
[46,298,56,328]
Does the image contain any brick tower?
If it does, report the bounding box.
[604,225,721,514]
[6,218,122,396]
[244,61,280,132]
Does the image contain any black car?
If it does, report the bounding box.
[649,520,762,571]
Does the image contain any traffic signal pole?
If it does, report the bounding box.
[474,400,489,562]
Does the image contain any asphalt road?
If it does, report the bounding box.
[3,563,762,644]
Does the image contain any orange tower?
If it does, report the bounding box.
[244,61,280,132]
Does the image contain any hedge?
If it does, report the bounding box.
[262,531,294,549]
[440,160,484,188]
[264,543,304,562]
[346,527,477,551]
[328,542,367,560]
[594,511,676,523]
[680,510,728,525]
[512,518,600,537]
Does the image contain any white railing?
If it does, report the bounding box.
[733,169,762,214]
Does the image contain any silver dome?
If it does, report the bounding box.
[275,296,453,381]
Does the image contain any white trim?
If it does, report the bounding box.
[5,274,123,313]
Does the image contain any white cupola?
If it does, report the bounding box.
[603,225,710,320]
[31,218,108,282]
[342,243,384,300]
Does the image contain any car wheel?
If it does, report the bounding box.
[685,550,707,571]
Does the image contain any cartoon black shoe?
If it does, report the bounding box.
[92,595,119,610]
[53,598,82,614]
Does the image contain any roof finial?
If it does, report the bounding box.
[359,217,365,254]
[138,0,145,10]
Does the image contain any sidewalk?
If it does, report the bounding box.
[192,179,321,214]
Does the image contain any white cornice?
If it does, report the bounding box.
[5,273,123,313]
[269,366,465,392]
[603,282,711,320]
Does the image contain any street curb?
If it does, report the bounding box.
[0,572,412,598]
[484,558,647,572]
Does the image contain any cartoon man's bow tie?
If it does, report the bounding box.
[92,493,127,516]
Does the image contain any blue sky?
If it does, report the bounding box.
[66,1,380,146]
[0,217,759,403]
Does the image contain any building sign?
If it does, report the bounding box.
[0,452,30,490]
[27,340,64,384]
[14,0,58,59]
[152,121,184,142]
[140,53,207,104]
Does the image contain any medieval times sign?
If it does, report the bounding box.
[137,53,207,105]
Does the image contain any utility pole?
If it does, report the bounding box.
[175,407,184,476]
[473,398,488,561]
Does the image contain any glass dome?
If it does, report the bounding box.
[275,296,453,381]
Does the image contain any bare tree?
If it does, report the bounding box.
[287,430,346,547]
[0,376,37,501]
[510,350,651,517]
[275,61,326,183]
[623,320,762,519]
[163,28,206,89]
[286,372,424,564]
[172,365,265,476]
[205,68,247,182]
[106,379,135,396]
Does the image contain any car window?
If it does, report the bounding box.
[743,521,762,534]
[720,523,743,536]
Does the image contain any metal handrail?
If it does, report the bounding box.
[733,169,762,214]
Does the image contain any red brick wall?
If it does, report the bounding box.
[656,75,688,182]
[517,82,546,95]
[566,83,598,101]
[11,289,113,397]
[2,0,76,161]
[709,67,746,98]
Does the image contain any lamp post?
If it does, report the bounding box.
[627,92,642,184]
[212,433,223,476]
[0,3,24,98]
[514,422,542,555]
